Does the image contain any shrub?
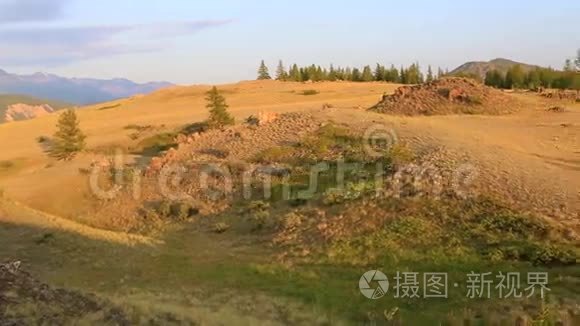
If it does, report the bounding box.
[212,222,230,233]
[480,213,547,238]
[250,210,270,231]
[385,143,415,167]
[124,124,153,131]
[253,146,295,163]
[465,95,483,105]
[132,132,177,156]
[171,202,199,221]
[206,86,235,128]
[154,201,198,221]
[246,200,270,212]
[437,88,451,98]
[300,89,319,96]
[49,109,86,161]
[322,181,375,205]
[157,201,172,218]
[244,200,271,231]
[181,121,209,134]
[36,136,50,143]
[97,104,121,110]
[0,160,14,169]
[78,167,91,175]
[528,244,577,266]
[281,212,303,230]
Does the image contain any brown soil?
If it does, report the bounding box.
[0,262,131,325]
[370,77,521,115]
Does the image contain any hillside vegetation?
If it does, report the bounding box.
[0,79,579,324]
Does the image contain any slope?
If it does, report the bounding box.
[450,58,540,80]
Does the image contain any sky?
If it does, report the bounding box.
[0,0,578,84]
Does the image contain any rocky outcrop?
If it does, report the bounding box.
[4,103,55,122]
[370,77,521,115]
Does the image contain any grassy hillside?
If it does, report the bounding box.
[0,94,73,123]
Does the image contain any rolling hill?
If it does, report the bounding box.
[450,58,540,80]
[0,94,72,123]
[0,69,173,105]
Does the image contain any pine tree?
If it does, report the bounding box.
[374,64,385,81]
[257,60,271,80]
[426,65,434,83]
[437,67,444,79]
[385,65,399,82]
[351,68,362,82]
[49,109,86,160]
[275,60,287,81]
[505,65,525,89]
[485,70,504,88]
[206,86,234,128]
[563,59,574,72]
[289,64,301,81]
[399,66,407,84]
[575,49,580,71]
[525,69,541,89]
[328,64,337,81]
[406,63,422,84]
[344,67,352,81]
[362,65,373,82]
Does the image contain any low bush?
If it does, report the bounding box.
[480,212,548,238]
[212,222,230,233]
[0,160,14,169]
[97,103,121,110]
[154,200,198,221]
[465,95,483,105]
[300,89,319,96]
[437,88,451,98]
[181,121,209,134]
[322,181,376,205]
[36,136,50,143]
[132,132,178,156]
[253,146,295,163]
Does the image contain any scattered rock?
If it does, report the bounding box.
[4,103,55,123]
[547,106,566,113]
[246,111,279,126]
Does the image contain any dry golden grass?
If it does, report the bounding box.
[0,80,398,214]
[0,80,397,163]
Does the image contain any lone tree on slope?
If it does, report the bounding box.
[257,60,272,80]
[49,109,86,160]
[206,86,234,128]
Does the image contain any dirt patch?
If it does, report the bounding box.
[370,77,520,115]
[0,261,132,325]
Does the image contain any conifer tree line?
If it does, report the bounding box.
[485,50,580,90]
[485,66,580,90]
[258,60,447,84]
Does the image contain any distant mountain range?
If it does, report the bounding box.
[0,94,72,123]
[450,58,540,80]
[0,69,173,105]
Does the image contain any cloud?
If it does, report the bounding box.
[144,19,235,37]
[0,20,233,66]
[0,0,70,24]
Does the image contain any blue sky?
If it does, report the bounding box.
[0,0,578,84]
